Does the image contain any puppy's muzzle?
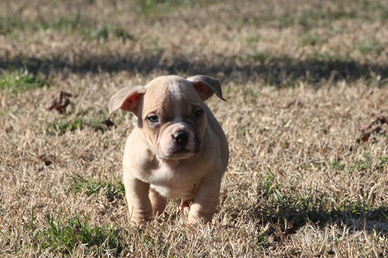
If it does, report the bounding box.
[173,131,189,148]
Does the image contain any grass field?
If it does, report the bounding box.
[1,0,388,256]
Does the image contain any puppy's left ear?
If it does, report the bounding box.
[187,75,226,101]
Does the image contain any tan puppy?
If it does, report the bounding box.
[109,75,229,226]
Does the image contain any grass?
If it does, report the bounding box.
[0,13,133,43]
[139,0,198,15]
[46,109,113,134]
[32,212,123,255]
[0,66,49,92]
[357,41,385,55]
[46,118,109,134]
[70,173,125,201]
[40,14,82,32]
[300,32,326,46]
[329,154,388,173]
[1,0,388,256]
[249,51,269,63]
[83,25,135,42]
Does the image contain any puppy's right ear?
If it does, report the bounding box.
[108,86,145,117]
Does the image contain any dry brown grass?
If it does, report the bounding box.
[1,0,388,257]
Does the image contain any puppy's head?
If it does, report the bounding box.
[109,75,225,160]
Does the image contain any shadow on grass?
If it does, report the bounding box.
[1,53,388,86]
[253,203,388,236]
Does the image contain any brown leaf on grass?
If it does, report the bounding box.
[46,91,72,112]
[271,225,298,244]
[357,115,388,143]
[284,99,304,109]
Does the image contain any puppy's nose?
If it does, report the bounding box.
[173,131,188,146]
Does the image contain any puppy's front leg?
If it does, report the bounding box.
[188,176,222,224]
[124,173,153,226]
[149,188,167,218]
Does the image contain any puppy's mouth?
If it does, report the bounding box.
[158,149,197,160]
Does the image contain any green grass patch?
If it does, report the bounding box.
[279,9,329,28]
[0,16,27,34]
[46,118,85,134]
[307,50,334,62]
[83,25,134,42]
[249,51,269,63]
[41,13,82,32]
[257,165,388,227]
[32,212,123,255]
[142,35,164,54]
[350,154,388,172]
[70,173,125,201]
[362,1,388,21]
[296,10,328,28]
[0,13,134,43]
[300,33,326,46]
[279,7,359,29]
[46,117,111,135]
[357,42,385,55]
[112,27,135,42]
[242,34,261,44]
[328,154,388,173]
[257,168,332,226]
[139,0,197,15]
[0,67,49,92]
[238,1,387,28]
[1,14,85,35]
[328,161,346,171]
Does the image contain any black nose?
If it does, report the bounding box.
[173,131,189,146]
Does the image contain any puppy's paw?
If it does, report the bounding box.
[179,199,192,214]
[186,215,208,229]
[129,216,153,228]
[129,220,146,228]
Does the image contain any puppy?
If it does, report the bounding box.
[109,75,229,226]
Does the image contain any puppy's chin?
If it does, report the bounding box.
[157,150,196,160]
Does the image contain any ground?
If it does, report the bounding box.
[1,0,388,257]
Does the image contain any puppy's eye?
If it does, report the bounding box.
[193,109,203,118]
[146,114,159,123]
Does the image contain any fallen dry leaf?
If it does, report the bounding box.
[46,91,72,112]
[357,115,388,143]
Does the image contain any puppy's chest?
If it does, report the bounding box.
[147,163,201,199]
[151,182,198,199]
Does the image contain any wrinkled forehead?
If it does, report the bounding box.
[168,80,187,101]
[143,77,202,109]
